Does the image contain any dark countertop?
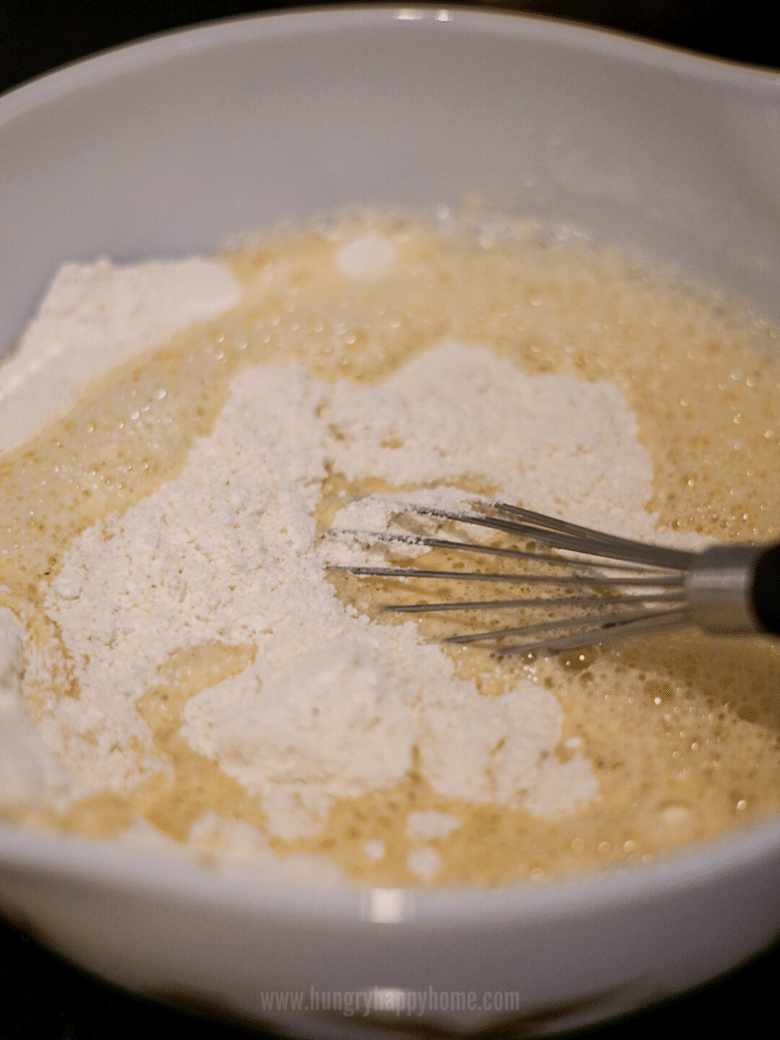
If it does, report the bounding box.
[1,3,778,1038]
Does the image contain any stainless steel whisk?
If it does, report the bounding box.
[335,502,780,656]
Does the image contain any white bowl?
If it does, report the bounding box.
[2,7,780,1036]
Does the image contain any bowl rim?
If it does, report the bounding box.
[2,2,780,126]
[2,4,780,925]
[3,814,780,923]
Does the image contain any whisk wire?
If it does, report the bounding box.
[394,502,695,569]
[331,501,715,654]
[472,607,693,657]
[335,528,682,574]
[346,565,686,588]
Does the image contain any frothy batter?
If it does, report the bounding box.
[1,211,779,885]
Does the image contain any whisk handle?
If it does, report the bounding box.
[753,544,780,635]
[686,543,780,636]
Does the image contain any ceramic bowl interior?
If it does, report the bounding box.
[2,8,780,1037]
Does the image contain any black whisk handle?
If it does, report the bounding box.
[752,544,780,636]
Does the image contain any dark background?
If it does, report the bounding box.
[1,2,779,1038]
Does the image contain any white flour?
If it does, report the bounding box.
[321,338,656,536]
[34,347,615,843]
[0,257,241,454]
[3,230,691,874]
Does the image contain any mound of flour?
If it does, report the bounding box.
[0,257,241,454]
[30,328,675,847]
[5,247,687,863]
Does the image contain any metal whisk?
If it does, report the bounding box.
[334,502,780,656]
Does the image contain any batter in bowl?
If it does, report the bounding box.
[1,210,779,885]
